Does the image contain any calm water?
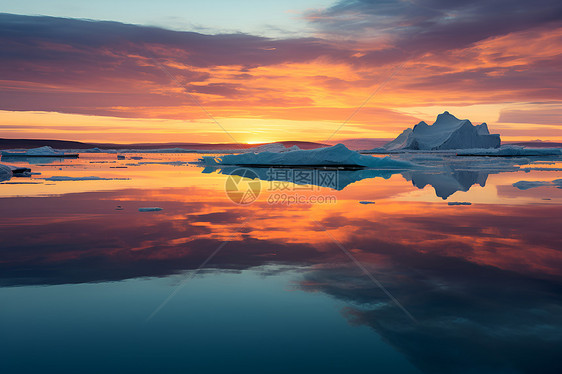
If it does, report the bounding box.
[1,152,561,374]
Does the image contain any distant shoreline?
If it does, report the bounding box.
[0,138,327,150]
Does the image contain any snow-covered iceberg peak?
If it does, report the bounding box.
[200,143,417,169]
[383,111,501,151]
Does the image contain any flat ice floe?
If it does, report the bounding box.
[200,144,417,169]
[1,146,78,157]
[457,146,562,156]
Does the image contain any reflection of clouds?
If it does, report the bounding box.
[1,186,561,286]
[0,188,327,286]
[299,254,562,373]
[2,181,562,371]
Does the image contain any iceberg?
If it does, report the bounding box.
[200,144,417,169]
[380,111,501,151]
[1,146,79,158]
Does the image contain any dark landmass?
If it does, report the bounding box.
[0,138,327,150]
[3,138,559,151]
[326,138,392,150]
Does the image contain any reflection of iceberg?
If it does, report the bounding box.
[0,156,71,165]
[391,153,530,199]
[202,165,400,191]
[402,168,488,199]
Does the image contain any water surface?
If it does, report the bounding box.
[1,153,561,373]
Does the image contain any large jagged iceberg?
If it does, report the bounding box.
[200,144,416,169]
[382,112,501,151]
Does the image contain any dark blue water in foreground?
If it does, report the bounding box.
[1,270,420,374]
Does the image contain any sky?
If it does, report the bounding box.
[1,0,562,144]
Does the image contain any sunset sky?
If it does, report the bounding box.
[1,0,561,144]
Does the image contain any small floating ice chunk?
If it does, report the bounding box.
[138,207,163,212]
[447,202,472,205]
[359,201,375,204]
[117,155,126,160]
